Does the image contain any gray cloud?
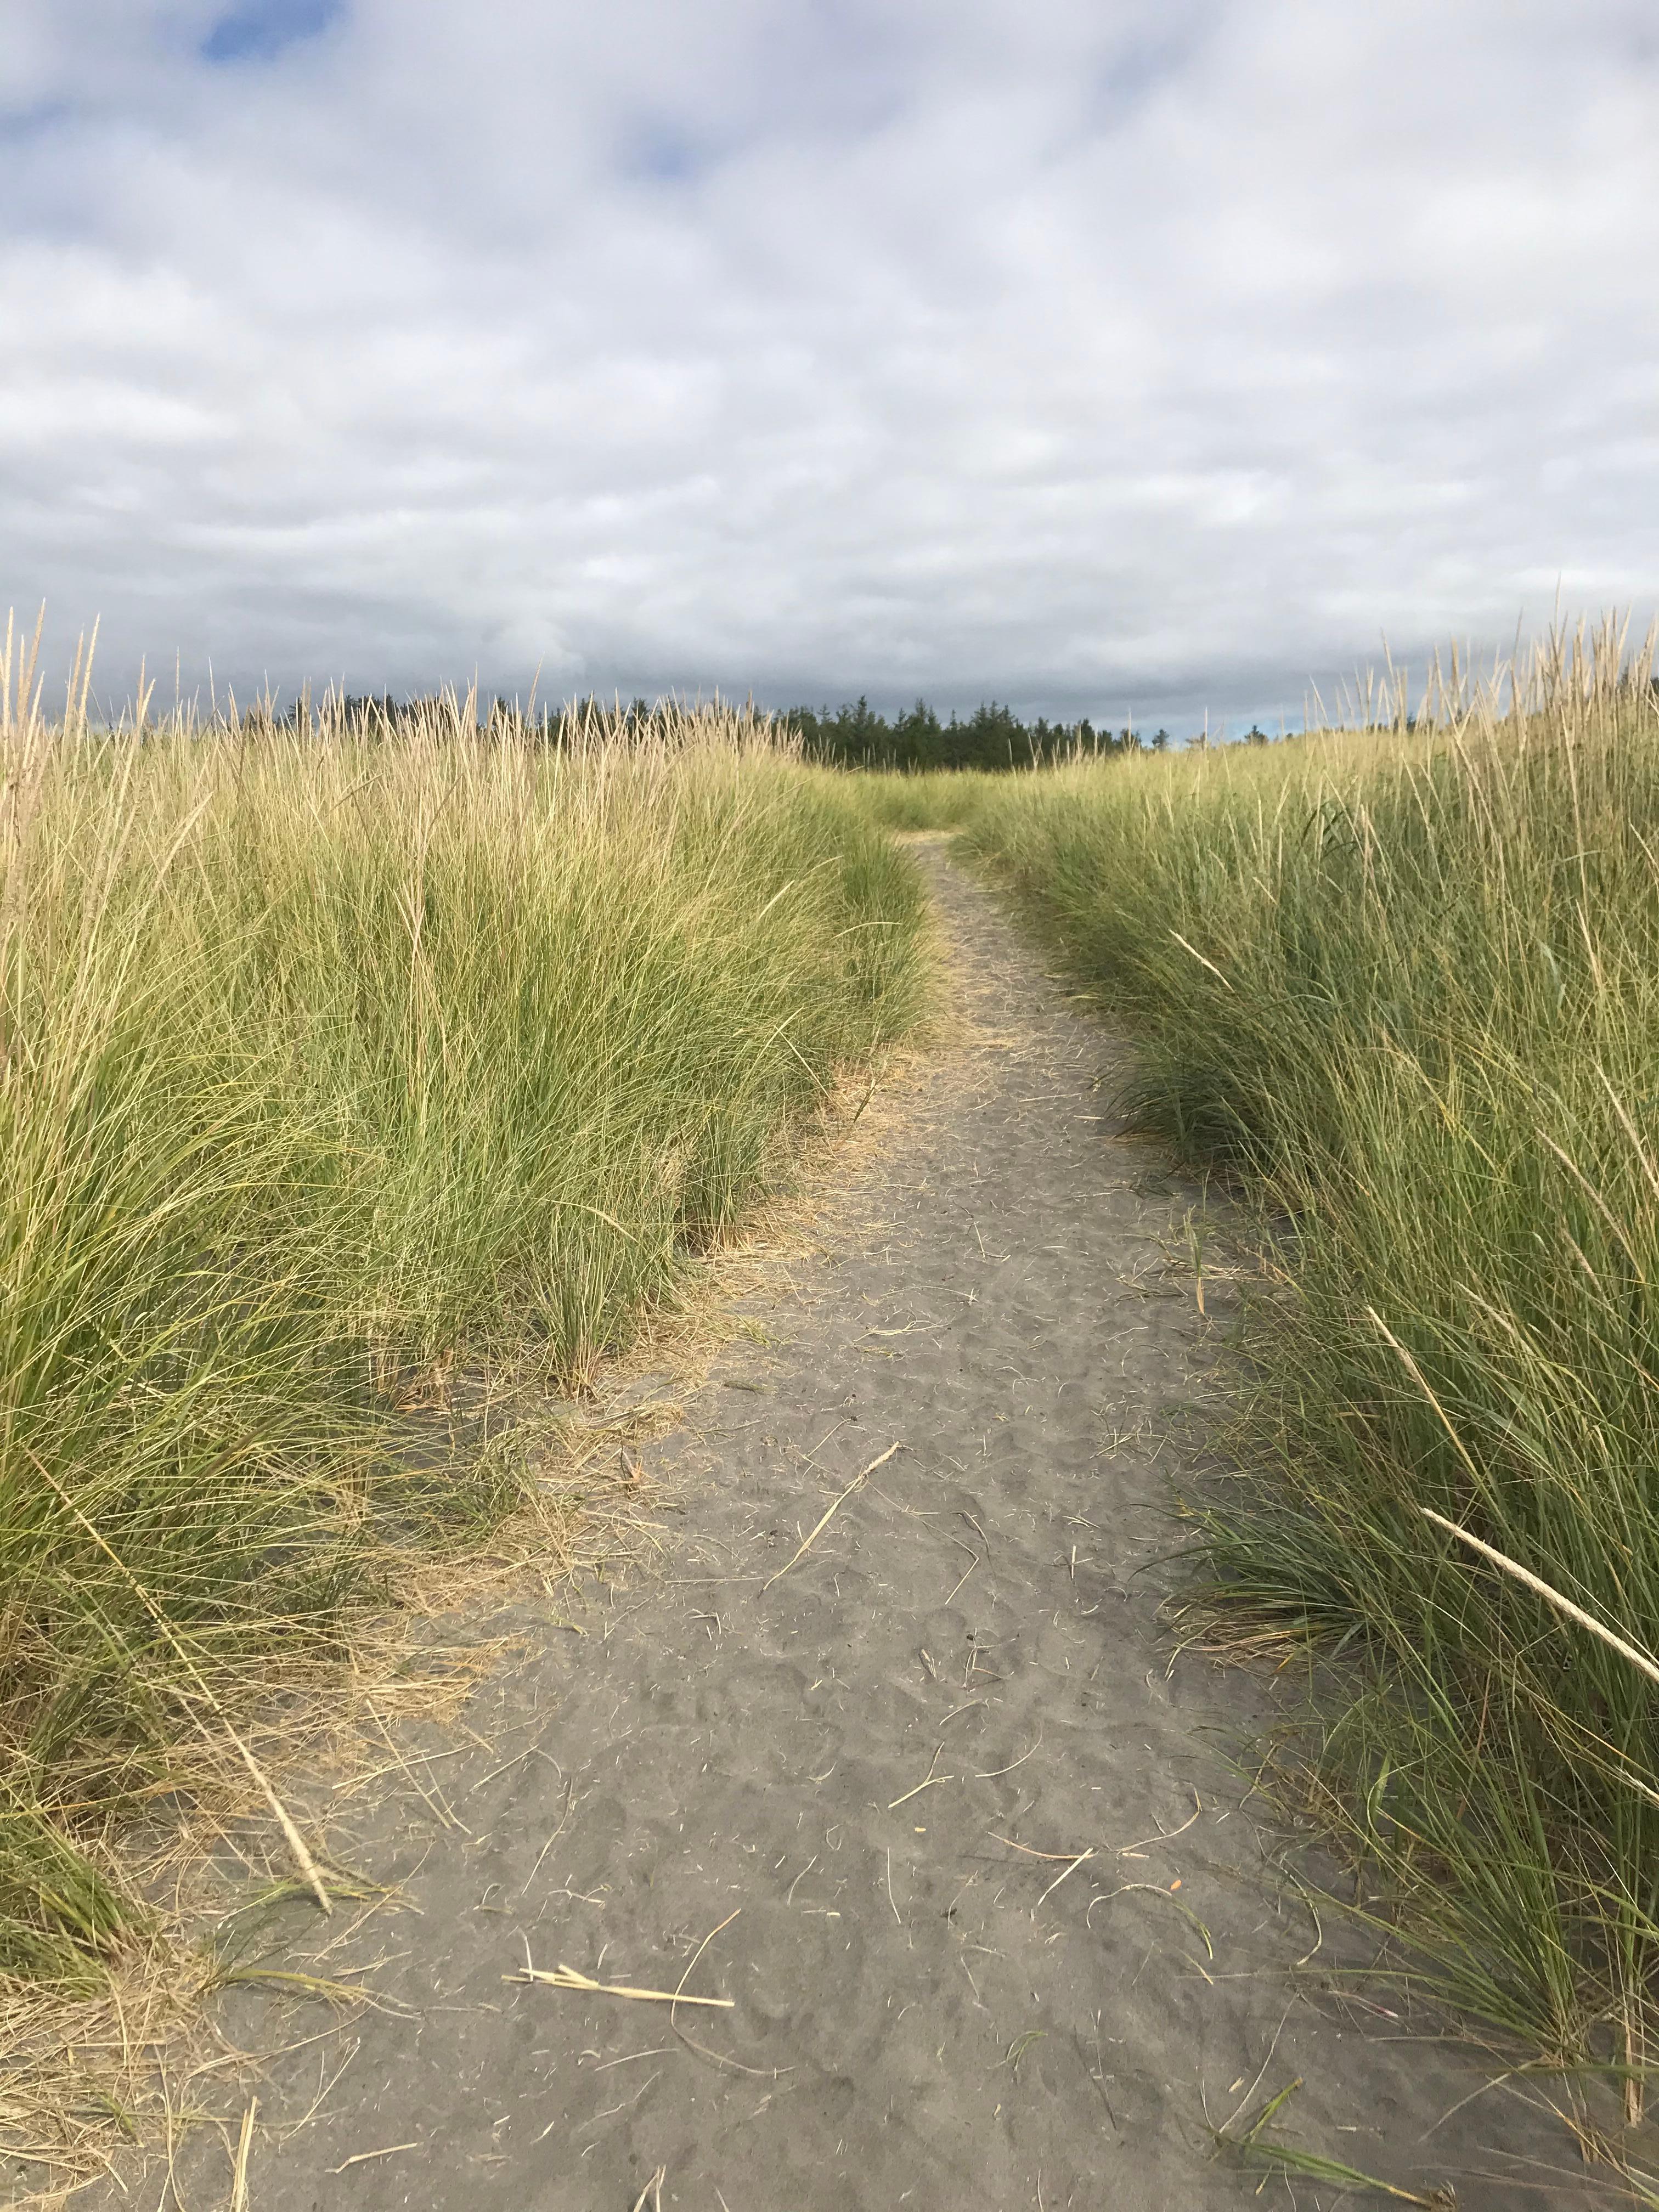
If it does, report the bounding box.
[2,0,1656,726]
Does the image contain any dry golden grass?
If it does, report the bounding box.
[0,621,936,2191]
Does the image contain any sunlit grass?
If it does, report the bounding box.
[830,765,1007,832]
[961,621,1659,2102]
[0,622,930,1982]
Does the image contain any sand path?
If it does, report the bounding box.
[182,845,1590,2210]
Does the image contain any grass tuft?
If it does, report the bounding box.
[958,618,1659,2098]
[830,766,1007,833]
[0,641,930,1991]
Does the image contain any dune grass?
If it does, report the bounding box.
[959,624,1659,2107]
[832,765,1006,832]
[0,623,930,1987]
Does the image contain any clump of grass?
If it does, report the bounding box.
[962,620,1659,2107]
[830,766,1007,833]
[0,619,930,1989]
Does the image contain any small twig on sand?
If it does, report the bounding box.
[990,1833,1098,1909]
[1086,1881,1215,1959]
[230,2097,257,2211]
[941,1555,979,1605]
[888,1746,953,1810]
[666,1910,787,2079]
[975,1732,1042,1781]
[510,1955,733,2008]
[1117,1797,1202,1857]
[516,1912,740,2021]
[631,2165,667,2212]
[1035,1848,1094,1909]
[990,1833,1082,1863]
[761,1442,901,1591]
[673,1908,742,2013]
[328,2142,419,2174]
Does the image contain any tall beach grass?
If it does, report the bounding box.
[0,619,929,1984]
[832,765,1005,833]
[961,624,1659,2105]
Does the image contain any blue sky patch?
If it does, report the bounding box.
[1093,23,1207,119]
[625,120,708,185]
[201,0,343,65]
[0,98,74,145]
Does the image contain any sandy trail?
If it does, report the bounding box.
[166,847,1591,2210]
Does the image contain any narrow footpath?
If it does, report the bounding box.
[177,846,1590,2211]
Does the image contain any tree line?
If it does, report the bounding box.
[780,697,1172,770]
[299,692,1200,766]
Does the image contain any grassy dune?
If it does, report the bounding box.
[0,632,929,1983]
[831,766,1004,832]
[960,630,1659,2093]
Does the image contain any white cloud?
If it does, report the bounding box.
[2,0,1656,724]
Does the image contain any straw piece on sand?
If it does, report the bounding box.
[509,1960,734,2009]
[329,2142,420,2174]
[761,1441,901,1591]
[230,2097,257,2212]
[631,2168,667,2212]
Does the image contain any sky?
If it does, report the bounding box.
[2,1,1656,730]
